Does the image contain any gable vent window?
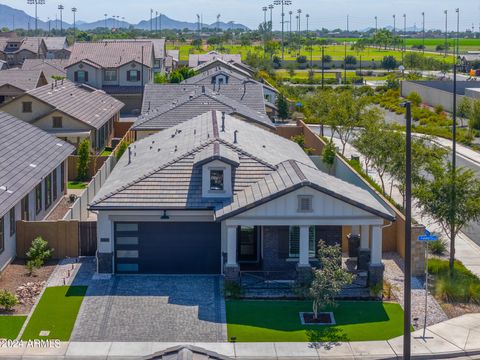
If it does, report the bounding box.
[52,117,62,128]
[297,195,313,212]
[22,102,32,113]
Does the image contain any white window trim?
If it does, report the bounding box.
[288,225,316,258]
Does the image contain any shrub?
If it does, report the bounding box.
[77,139,90,182]
[0,290,18,311]
[428,239,447,256]
[224,281,243,299]
[434,104,444,115]
[116,140,130,161]
[25,237,53,275]
[407,92,422,107]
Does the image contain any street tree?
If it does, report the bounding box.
[276,93,290,120]
[469,99,480,131]
[381,56,398,71]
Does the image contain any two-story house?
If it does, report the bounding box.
[0,79,124,153]
[0,111,74,272]
[66,41,154,114]
[0,69,48,105]
[0,37,47,66]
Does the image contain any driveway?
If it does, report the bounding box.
[71,275,227,342]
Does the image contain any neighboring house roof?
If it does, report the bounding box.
[91,111,395,222]
[103,38,166,59]
[67,41,154,69]
[21,59,68,82]
[141,83,267,114]
[0,111,74,218]
[42,37,67,51]
[0,37,44,55]
[166,49,179,62]
[0,69,46,91]
[193,58,251,77]
[189,51,242,68]
[143,345,232,360]
[23,80,124,129]
[134,86,272,131]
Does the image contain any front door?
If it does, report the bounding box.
[238,226,259,263]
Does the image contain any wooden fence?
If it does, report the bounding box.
[16,220,97,259]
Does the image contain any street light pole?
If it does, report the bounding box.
[306,14,311,69]
[444,10,448,57]
[455,8,460,60]
[321,45,325,90]
[402,100,412,360]
[58,5,64,35]
[422,12,425,54]
[450,63,457,271]
[269,4,274,32]
[375,16,378,34]
[403,14,406,63]
[150,9,153,33]
[71,7,77,43]
[393,14,396,50]
[274,0,292,61]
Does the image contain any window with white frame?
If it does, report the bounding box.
[209,169,224,191]
[104,69,117,82]
[288,226,316,258]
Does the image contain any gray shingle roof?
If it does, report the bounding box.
[67,41,154,69]
[42,37,67,51]
[189,51,241,68]
[192,58,251,77]
[0,69,45,91]
[141,83,267,114]
[21,59,68,82]
[91,111,394,221]
[103,38,165,59]
[0,37,44,55]
[143,345,232,360]
[0,111,74,218]
[134,86,272,131]
[25,80,124,129]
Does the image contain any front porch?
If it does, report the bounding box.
[223,223,386,290]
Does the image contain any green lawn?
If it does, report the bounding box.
[100,148,113,156]
[226,300,405,342]
[21,286,87,341]
[67,181,88,190]
[0,316,27,340]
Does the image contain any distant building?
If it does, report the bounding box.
[42,37,70,59]
[0,79,124,152]
[188,51,242,68]
[66,41,154,114]
[0,37,47,66]
[0,69,48,104]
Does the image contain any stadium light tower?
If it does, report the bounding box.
[27,0,46,34]
[297,9,302,32]
[58,4,64,35]
[392,14,396,50]
[422,12,425,54]
[374,16,378,34]
[268,4,274,30]
[273,0,292,61]
[71,7,77,42]
[262,6,267,25]
[444,10,448,57]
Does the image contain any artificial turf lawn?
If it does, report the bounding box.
[226,300,405,342]
[0,316,27,340]
[67,181,88,190]
[21,286,87,341]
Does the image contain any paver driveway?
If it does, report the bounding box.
[71,275,227,342]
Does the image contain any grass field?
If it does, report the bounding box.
[67,181,88,190]
[0,316,27,340]
[21,286,87,341]
[226,300,405,342]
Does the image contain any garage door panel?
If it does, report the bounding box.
[115,222,221,274]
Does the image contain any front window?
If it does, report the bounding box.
[127,70,140,82]
[22,102,32,113]
[9,208,15,236]
[210,169,224,191]
[52,116,62,128]
[45,175,52,209]
[288,226,316,258]
[104,70,117,82]
[35,183,42,214]
[75,70,88,83]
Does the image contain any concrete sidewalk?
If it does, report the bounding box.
[1,314,479,359]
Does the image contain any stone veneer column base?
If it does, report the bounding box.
[296,264,313,284]
[357,249,371,271]
[224,264,240,283]
[97,252,113,274]
[368,263,385,287]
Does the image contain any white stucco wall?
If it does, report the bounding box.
[1,95,53,123]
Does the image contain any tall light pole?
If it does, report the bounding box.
[422,12,425,54]
[450,62,457,271]
[402,13,406,63]
[156,11,158,34]
[273,0,292,61]
[375,16,378,34]
[393,14,396,50]
[104,13,107,28]
[47,17,51,34]
[347,14,349,33]
[159,13,162,35]
[289,10,292,40]
[306,14,312,69]
[444,10,448,57]
[297,9,302,33]
[196,14,201,37]
[58,5,64,35]
[27,0,46,35]
[150,9,153,32]
[262,6,267,26]
[455,8,460,59]
[71,7,77,42]
[217,14,221,33]
[268,4,274,31]
[12,15,14,32]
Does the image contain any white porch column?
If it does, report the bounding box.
[299,225,310,266]
[360,225,370,250]
[227,225,238,266]
[370,225,382,265]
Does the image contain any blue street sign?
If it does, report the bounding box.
[424,229,431,236]
[418,235,438,242]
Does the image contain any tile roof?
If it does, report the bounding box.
[192,57,251,77]
[0,69,45,91]
[134,85,272,131]
[0,111,74,218]
[21,59,68,82]
[189,51,242,68]
[26,80,124,129]
[0,37,44,54]
[103,38,166,59]
[91,111,394,221]
[67,41,154,69]
[42,37,67,51]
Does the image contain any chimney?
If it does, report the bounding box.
[128,146,132,164]
[221,112,225,132]
[234,130,238,144]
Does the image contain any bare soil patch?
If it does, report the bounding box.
[0,259,57,314]
[440,302,480,319]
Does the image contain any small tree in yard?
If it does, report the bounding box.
[26,237,54,276]
[299,241,353,319]
[0,290,18,311]
[77,139,91,182]
[322,139,336,174]
[276,93,290,120]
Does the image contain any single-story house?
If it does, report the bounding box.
[90,111,394,285]
[0,69,48,105]
[0,111,74,272]
[0,79,124,152]
[133,84,273,139]
[66,41,154,114]
[21,59,69,82]
[188,51,241,68]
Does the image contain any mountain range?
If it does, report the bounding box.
[0,4,249,32]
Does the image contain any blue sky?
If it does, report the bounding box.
[3,0,479,31]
